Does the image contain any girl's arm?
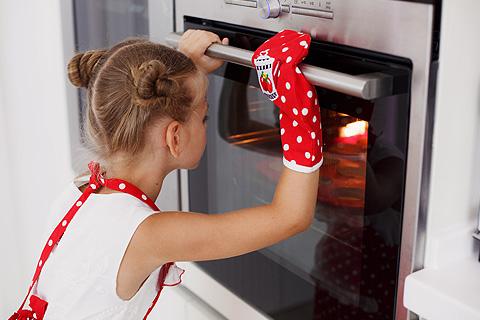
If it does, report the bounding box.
[135,167,319,264]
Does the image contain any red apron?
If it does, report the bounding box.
[9,161,177,320]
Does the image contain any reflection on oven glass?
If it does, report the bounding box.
[312,110,404,319]
[317,110,368,210]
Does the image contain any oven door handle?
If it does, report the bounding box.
[165,32,395,100]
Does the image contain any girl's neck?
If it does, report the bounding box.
[100,154,171,203]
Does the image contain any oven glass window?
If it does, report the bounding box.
[187,20,411,320]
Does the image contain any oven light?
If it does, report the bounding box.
[340,120,367,138]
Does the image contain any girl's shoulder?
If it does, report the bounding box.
[42,176,153,237]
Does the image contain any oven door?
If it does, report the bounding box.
[179,18,411,320]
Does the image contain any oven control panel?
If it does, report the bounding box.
[224,0,334,20]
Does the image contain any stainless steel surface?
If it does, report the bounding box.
[165,32,394,100]
[291,6,333,19]
[177,262,271,320]
[166,32,253,67]
[473,231,480,241]
[174,0,435,319]
[226,0,258,8]
[477,202,480,232]
[148,0,174,44]
[258,0,281,18]
[281,0,333,12]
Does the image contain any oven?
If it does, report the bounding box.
[168,1,439,319]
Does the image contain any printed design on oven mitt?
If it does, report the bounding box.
[252,29,323,173]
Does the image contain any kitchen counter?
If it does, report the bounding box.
[404,258,480,320]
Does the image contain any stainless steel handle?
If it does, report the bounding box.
[165,32,393,100]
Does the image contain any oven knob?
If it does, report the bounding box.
[258,0,281,19]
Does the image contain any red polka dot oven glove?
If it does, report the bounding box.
[252,29,323,173]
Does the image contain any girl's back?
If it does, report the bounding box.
[35,177,166,319]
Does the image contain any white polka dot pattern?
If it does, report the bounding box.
[252,29,323,172]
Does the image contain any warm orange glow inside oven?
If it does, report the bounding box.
[316,112,369,210]
[339,120,368,138]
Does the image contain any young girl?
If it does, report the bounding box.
[12,29,321,319]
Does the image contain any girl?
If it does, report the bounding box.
[12,29,320,319]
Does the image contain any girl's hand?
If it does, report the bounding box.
[178,29,229,74]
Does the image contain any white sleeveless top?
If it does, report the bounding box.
[34,179,184,319]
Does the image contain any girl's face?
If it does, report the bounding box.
[183,94,208,169]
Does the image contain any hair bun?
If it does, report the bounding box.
[68,49,107,88]
[136,60,180,100]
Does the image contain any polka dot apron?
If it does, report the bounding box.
[9,161,184,320]
[252,29,323,173]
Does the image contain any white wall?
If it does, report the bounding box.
[424,0,480,267]
[0,1,74,317]
[0,76,22,316]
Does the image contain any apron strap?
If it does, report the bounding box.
[11,161,176,319]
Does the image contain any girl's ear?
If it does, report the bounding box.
[165,120,183,158]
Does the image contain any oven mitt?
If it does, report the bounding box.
[252,29,323,173]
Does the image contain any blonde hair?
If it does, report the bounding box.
[67,38,206,162]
